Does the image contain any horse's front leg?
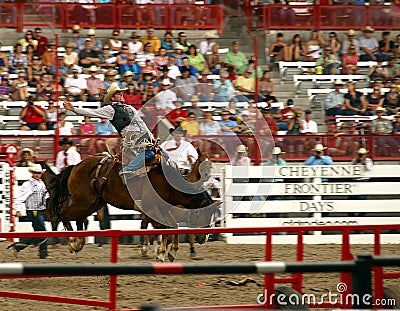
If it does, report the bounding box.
[189,234,196,258]
[168,234,179,262]
[68,219,86,254]
[156,234,168,262]
[140,217,150,257]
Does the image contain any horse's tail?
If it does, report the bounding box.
[51,165,75,220]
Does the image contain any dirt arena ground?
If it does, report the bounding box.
[0,240,399,311]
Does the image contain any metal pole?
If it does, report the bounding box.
[352,254,373,309]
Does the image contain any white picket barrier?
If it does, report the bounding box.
[221,165,400,244]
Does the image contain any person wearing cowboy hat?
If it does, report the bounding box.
[166,99,188,128]
[305,143,333,166]
[325,79,346,120]
[160,127,198,176]
[55,138,82,172]
[351,147,373,170]
[186,95,204,120]
[15,147,35,167]
[9,163,51,259]
[359,26,389,61]
[231,144,251,166]
[128,32,142,54]
[199,31,219,55]
[68,25,85,53]
[64,83,155,183]
[156,78,177,114]
[63,65,88,102]
[341,29,360,56]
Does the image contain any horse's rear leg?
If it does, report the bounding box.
[141,217,150,257]
[156,235,168,262]
[167,234,179,262]
[189,234,196,258]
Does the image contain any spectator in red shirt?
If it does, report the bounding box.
[278,98,296,131]
[123,81,143,110]
[256,108,278,135]
[20,96,47,131]
[34,27,49,56]
[166,99,188,128]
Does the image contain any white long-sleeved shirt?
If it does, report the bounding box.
[55,147,82,172]
[14,178,49,214]
[160,139,198,170]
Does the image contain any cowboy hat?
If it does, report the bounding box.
[375,106,386,113]
[89,65,98,72]
[104,83,127,104]
[347,29,356,36]
[334,79,345,85]
[72,24,80,32]
[169,127,186,135]
[312,144,327,151]
[357,148,368,154]
[362,26,374,33]
[65,42,74,48]
[87,28,96,36]
[18,147,34,158]
[160,78,172,86]
[130,32,140,39]
[203,31,219,39]
[59,137,73,146]
[272,147,285,155]
[236,145,248,153]
[123,70,134,77]
[395,112,400,117]
[190,95,199,102]
[28,163,45,174]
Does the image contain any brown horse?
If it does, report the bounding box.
[141,150,214,260]
[42,154,219,261]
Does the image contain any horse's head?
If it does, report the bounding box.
[187,150,213,184]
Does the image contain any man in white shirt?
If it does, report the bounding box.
[64,67,88,102]
[167,55,182,80]
[156,79,177,114]
[55,138,82,172]
[160,127,198,175]
[301,109,318,134]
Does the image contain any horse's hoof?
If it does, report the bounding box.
[190,252,197,258]
[141,247,148,257]
[168,252,175,262]
[155,256,164,262]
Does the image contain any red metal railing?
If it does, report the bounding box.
[0,225,399,310]
[0,2,224,33]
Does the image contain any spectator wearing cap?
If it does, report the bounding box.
[301,109,318,134]
[18,30,38,52]
[234,69,264,102]
[161,31,175,56]
[156,79,176,114]
[359,26,389,61]
[186,95,204,120]
[167,55,182,80]
[136,43,156,68]
[9,43,27,74]
[128,32,142,54]
[86,28,103,53]
[154,47,169,68]
[179,57,198,77]
[172,44,187,67]
[123,81,143,110]
[64,42,79,68]
[325,79,346,118]
[379,31,394,57]
[86,66,105,102]
[20,96,47,131]
[156,65,175,87]
[166,99,187,127]
[223,41,248,79]
[175,68,197,101]
[278,99,296,131]
[56,138,81,172]
[341,29,360,56]
[119,53,143,81]
[316,46,340,75]
[68,25,85,53]
[305,144,333,166]
[371,106,397,157]
[11,72,29,101]
[343,82,371,116]
[141,27,161,55]
[108,29,122,52]
[34,27,48,56]
[79,39,100,72]
[213,70,234,102]
[64,67,87,102]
